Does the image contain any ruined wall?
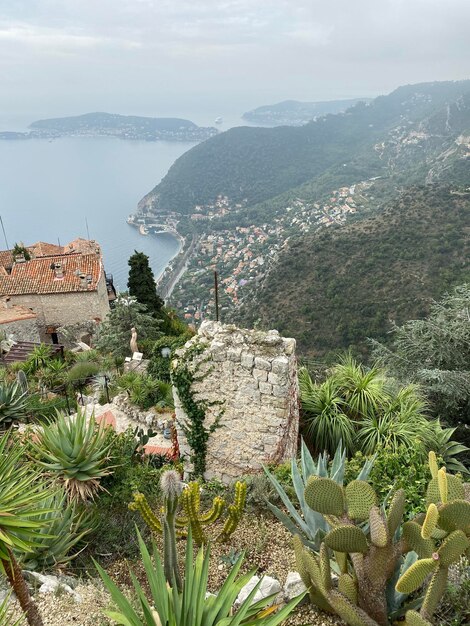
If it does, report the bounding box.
[173,321,299,483]
[0,317,41,343]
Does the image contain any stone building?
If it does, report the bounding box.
[173,321,299,483]
[0,239,115,344]
[0,298,40,343]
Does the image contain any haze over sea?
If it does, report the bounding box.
[0,111,248,291]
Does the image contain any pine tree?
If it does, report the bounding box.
[127,251,164,316]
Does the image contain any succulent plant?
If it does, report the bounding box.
[292,451,470,626]
[18,490,92,570]
[0,382,29,429]
[264,439,374,550]
[130,478,246,546]
[95,529,305,626]
[30,408,113,501]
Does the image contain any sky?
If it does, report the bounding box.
[0,0,469,122]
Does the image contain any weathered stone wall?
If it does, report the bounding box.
[0,317,41,343]
[173,321,299,483]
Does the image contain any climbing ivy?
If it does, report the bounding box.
[171,340,222,477]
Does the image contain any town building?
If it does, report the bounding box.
[0,238,115,344]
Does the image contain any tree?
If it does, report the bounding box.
[95,294,162,358]
[370,284,470,424]
[127,251,164,316]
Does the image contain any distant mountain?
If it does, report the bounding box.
[0,112,218,142]
[141,80,470,214]
[242,98,372,126]
[234,186,470,357]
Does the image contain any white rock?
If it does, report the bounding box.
[283,571,307,601]
[23,571,82,603]
[235,575,281,607]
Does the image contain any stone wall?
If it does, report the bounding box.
[0,317,41,343]
[173,321,299,483]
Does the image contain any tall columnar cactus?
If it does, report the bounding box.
[160,470,182,591]
[293,452,470,626]
[129,479,246,546]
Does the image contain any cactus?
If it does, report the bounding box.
[160,470,182,590]
[291,454,470,626]
[130,478,246,547]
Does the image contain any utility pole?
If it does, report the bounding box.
[0,216,10,250]
[214,270,219,322]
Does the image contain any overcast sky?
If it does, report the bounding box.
[1,0,469,121]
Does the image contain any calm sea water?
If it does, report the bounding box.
[0,137,195,290]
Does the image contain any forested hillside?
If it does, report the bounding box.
[234,186,470,356]
[141,80,470,214]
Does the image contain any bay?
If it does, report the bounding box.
[0,136,196,291]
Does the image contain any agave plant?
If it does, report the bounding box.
[0,433,55,626]
[0,382,29,429]
[30,408,113,501]
[24,344,52,374]
[95,530,304,626]
[263,440,374,550]
[19,490,92,570]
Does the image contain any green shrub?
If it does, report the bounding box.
[435,558,470,626]
[66,361,101,386]
[147,335,191,383]
[345,445,430,518]
[26,394,72,422]
[117,372,173,410]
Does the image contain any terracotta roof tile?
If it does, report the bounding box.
[0,253,102,296]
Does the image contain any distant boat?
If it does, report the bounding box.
[139,224,149,235]
[215,117,223,125]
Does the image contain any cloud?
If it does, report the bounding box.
[0,0,469,116]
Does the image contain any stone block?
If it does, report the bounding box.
[283,572,307,601]
[271,356,289,376]
[241,353,254,369]
[268,371,288,386]
[258,381,273,395]
[210,341,226,361]
[254,356,271,371]
[227,347,242,362]
[283,338,296,355]
[252,368,268,382]
[272,384,288,397]
[235,575,281,607]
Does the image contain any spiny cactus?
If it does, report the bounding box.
[293,453,470,626]
[160,470,182,590]
[129,478,246,546]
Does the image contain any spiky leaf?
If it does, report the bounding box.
[345,481,377,521]
[438,530,470,567]
[395,558,436,594]
[324,526,368,554]
[304,477,345,517]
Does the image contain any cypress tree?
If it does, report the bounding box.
[127,251,164,316]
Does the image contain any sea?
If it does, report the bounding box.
[0,112,251,291]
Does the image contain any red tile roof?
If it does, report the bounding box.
[0,253,103,295]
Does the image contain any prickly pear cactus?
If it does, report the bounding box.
[294,451,470,626]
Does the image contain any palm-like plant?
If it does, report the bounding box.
[24,344,52,374]
[0,434,55,626]
[30,408,112,501]
[298,371,355,453]
[0,382,29,429]
[19,490,92,570]
[95,530,304,626]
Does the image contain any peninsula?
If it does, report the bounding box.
[0,112,218,142]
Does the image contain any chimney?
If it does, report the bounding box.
[14,254,26,263]
[52,262,64,279]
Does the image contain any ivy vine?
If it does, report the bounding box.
[171,340,223,477]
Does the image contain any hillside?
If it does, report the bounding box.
[140,80,470,214]
[242,97,371,126]
[23,112,217,142]
[233,186,470,357]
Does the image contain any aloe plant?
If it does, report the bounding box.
[263,440,374,550]
[30,408,112,501]
[95,530,304,626]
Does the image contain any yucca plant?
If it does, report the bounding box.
[0,593,24,626]
[24,344,52,374]
[95,530,304,626]
[0,434,55,626]
[30,408,113,501]
[263,440,374,550]
[0,382,29,429]
[18,490,92,570]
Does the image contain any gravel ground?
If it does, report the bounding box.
[5,515,343,626]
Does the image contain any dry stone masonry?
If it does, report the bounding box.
[173,321,299,483]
